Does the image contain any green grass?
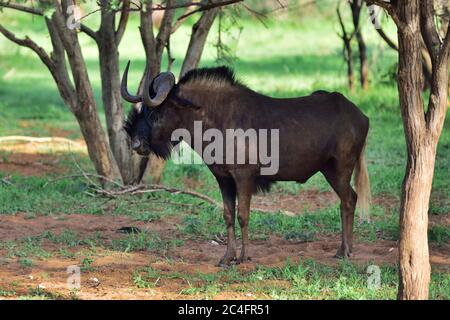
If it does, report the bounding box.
[0,8,448,300]
[111,231,184,254]
[132,259,450,300]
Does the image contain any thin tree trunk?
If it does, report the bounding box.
[337,4,354,91]
[396,1,431,300]
[345,40,355,91]
[180,7,220,77]
[395,0,450,299]
[139,0,219,183]
[351,1,369,90]
[98,0,145,185]
[52,2,120,181]
[355,29,369,90]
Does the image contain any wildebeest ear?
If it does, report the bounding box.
[171,95,200,109]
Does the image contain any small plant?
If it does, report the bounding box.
[80,257,94,271]
[429,226,450,246]
[18,257,33,267]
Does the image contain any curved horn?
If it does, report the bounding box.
[142,71,175,107]
[121,61,142,104]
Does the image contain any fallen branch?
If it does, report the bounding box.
[94,183,291,215]
[47,168,293,215]
[95,183,223,207]
[44,173,123,188]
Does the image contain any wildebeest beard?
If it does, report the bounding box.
[124,106,174,160]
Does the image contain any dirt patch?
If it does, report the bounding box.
[0,213,448,300]
[182,177,205,190]
[253,189,338,213]
[430,214,450,227]
[0,213,178,242]
[0,153,66,177]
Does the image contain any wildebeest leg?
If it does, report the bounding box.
[231,171,253,264]
[321,160,357,258]
[216,177,237,267]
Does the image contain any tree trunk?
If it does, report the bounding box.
[356,30,369,90]
[52,2,120,181]
[398,141,434,299]
[345,40,355,91]
[396,0,430,300]
[180,7,220,77]
[395,0,450,299]
[139,0,219,183]
[98,0,146,185]
[351,1,369,90]
[337,5,354,91]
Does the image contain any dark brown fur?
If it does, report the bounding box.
[125,66,371,266]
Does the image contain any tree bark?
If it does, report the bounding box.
[350,0,369,90]
[0,0,234,185]
[180,7,220,77]
[97,0,145,185]
[51,0,120,182]
[337,5,354,91]
[395,0,450,300]
[139,0,219,183]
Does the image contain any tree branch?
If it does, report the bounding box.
[140,0,159,78]
[177,0,243,21]
[0,1,98,41]
[376,26,398,51]
[156,0,175,58]
[0,24,54,70]
[0,1,42,15]
[115,0,130,44]
[420,0,441,65]
[365,0,400,26]
[172,6,197,33]
[440,22,450,66]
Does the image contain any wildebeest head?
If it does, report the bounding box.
[121,61,196,158]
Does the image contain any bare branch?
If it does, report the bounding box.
[116,0,130,44]
[166,40,175,72]
[180,5,219,77]
[440,21,450,65]
[0,24,54,70]
[0,1,98,41]
[80,24,98,41]
[376,26,398,51]
[365,0,400,26]
[177,0,244,21]
[140,0,159,77]
[420,0,441,65]
[0,1,42,15]
[156,0,176,58]
[172,6,197,33]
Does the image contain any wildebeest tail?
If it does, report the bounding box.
[354,139,371,222]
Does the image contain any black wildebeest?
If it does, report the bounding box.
[121,62,370,266]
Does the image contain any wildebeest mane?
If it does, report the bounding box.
[123,107,138,136]
[178,66,240,88]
